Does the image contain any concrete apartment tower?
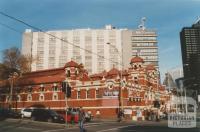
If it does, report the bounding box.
[122,17,158,69]
[22,19,159,74]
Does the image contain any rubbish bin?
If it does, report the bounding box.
[64,113,72,123]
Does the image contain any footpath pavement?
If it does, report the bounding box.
[4,118,200,129]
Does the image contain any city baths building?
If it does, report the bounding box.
[0,56,170,120]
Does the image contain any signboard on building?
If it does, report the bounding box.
[124,109,132,115]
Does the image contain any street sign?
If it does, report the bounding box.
[124,109,132,114]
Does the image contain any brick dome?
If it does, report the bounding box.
[130,56,144,64]
[65,60,79,68]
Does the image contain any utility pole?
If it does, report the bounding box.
[62,80,71,127]
[8,72,18,110]
[106,42,124,115]
[8,77,13,110]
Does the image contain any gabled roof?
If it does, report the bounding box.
[107,67,120,76]
[90,70,107,80]
[146,64,156,71]
[79,73,91,81]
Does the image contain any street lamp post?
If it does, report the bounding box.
[106,42,124,112]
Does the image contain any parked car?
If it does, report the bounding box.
[0,108,21,119]
[31,109,65,123]
[21,108,35,118]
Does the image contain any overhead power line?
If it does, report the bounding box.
[0,11,122,67]
[0,22,22,34]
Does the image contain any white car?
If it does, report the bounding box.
[21,108,34,118]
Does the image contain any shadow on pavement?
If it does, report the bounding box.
[119,125,199,132]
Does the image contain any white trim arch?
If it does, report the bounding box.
[27,94,32,101]
[52,92,58,100]
[39,93,45,101]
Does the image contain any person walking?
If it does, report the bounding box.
[117,109,123,122]
[78,107,86,132]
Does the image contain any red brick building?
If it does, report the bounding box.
[0,56,170,120]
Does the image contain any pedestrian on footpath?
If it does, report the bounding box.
[117,109,123,122]
[78,107,86,132]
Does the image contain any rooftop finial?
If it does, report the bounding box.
[138,17,146,30]
[195,16,200,24]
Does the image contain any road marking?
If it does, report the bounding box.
[42,128,66,132]
[17,126,42,131]
[96,125,133,132]
[42,123,104,132]
[0,125,42,131]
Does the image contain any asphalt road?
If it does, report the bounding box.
[0,119,199,132]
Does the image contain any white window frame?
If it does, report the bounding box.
[77,90,81,99]
[95,89,99,98]
[86,90,90,99]
[17,95,21,102]
[27,94,32,101]
[39,93,45,101]
[52,92,58,100]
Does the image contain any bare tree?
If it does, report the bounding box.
[0,47,35,80]
[3,47,21,71]
[20,54,38,73]
[0,63,11,79]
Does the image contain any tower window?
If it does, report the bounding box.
[134,65,137,69]
[39,94,44,101]
[86,90,90,98]
[96,89,100,98]
[77,91,81,99]
[27,94,32,101]
[67,70,71,77]
[75,69,78,76]
[52,93,58,100]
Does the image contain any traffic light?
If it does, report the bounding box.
[67,83,71,98]
[66,83,71,98]
[61,81,71,98]
[61,82,66,93]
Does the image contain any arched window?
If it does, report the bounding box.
[52,93,58,100]
[134,65,137,69]
[53,83,58,91]
[27,94,32,101]
[17,95,21,102]
[67,70,71,77]
[75,68,79,76]
[77,90,81,99]
[28,86,32,93]
[95,89,100,98]
[39,93,44,101]
[86,90,90,98]
[40,84,45,92]
[6,95,9,102]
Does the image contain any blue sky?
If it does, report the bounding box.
[0,0,200,79]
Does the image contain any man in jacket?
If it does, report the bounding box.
[78,107,86,132]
